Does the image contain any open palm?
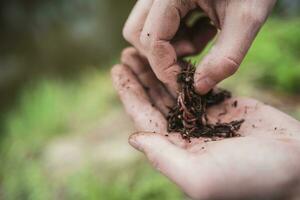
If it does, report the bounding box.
[112,47,300,200]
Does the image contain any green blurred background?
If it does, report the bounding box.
[0,1,300,199]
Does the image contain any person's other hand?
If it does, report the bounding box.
[112,48,300,200]
[123,0,276,95]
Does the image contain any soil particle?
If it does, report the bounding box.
[244,106,249,114]
[232,100,238,107]
[144,86,150,92]
[167,61,244,141]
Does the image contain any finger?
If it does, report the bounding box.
[194,11,269,94]
[129,132,220,199]
[121,47,175,116]
[140,0,196,94]
[173,17,217,57]
[123,0,154,56]
[111,64,167,133]
[129,132,192,187]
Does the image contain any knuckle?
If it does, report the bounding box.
[157,68,178,86]
[155,66,175,84]
[222,56,239,76]
[155,70,169,83]
[122,25,136,43]
[121,47,137,61]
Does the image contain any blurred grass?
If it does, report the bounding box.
[244,18,300,93]
[1,18,300,200]
[0,69,183,200]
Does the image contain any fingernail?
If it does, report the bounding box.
[129,136,144,152]
[195,77,215,94]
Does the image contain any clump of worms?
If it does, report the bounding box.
[167,61,244,141]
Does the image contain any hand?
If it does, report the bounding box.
[112,48,300,200]
[123,0,276,95]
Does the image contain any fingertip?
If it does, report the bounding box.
[111,64,132,87]
[111,64,125,79]
[194,73,216,95]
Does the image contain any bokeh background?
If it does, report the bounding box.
[0,1,300,199]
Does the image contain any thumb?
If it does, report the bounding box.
[129,132,191,186]
[194,11,267,94]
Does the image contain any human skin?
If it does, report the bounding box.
[123,0,277,95]
[111,47,300,200]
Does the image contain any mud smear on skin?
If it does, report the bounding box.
[167,61,244,141]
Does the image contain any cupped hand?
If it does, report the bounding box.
[112,48,300,200]
[123,0,276,95]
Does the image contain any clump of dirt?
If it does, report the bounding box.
[167,61,244,141]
